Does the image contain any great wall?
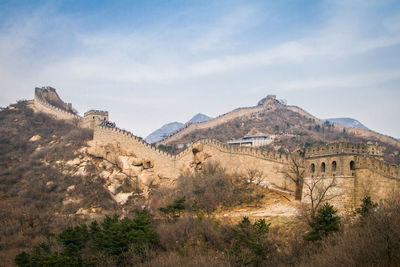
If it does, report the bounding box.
[32,87,400,211]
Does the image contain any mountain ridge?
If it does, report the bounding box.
[324,117,367,129]
[155,96,399,164]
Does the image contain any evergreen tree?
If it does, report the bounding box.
[231,217,272,265]
[159,196,186,219]
[355,196,378,218]
[304,202,340,241]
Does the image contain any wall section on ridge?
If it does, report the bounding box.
[33,87,81,122]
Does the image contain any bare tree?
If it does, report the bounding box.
[246,168,264,185]
[302,175,340,217]
[281,152,305,200]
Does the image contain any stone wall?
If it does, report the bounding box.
[34,87,81,122]
[32,87,399,211]
[91,125,294,191]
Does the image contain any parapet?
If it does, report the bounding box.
[84,110,109,117]
[34,87,80,121]
[305,142,383,159]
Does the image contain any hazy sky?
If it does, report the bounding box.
[1,0,399,138]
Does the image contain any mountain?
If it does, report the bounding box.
[145,122,184,144]
[157,96,400,164]
[324,118,367,129]
[145,113,212,143]
[188,113,212,123]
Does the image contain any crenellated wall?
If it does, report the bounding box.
[32,87,399,211]
[305,142,383,159]
[34,87,81,121]
[92,125,294,191]
[34,87,106,129]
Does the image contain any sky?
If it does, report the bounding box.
[0,0,399,139]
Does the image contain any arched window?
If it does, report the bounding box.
[310,163,315,173]
[332,161,337,172]
[321,162,326,173]
[350,161,355,170]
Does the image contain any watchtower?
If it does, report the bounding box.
[304,142,383,178]
[83,110,109,129]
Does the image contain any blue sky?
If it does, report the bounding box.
[1,0,400,138]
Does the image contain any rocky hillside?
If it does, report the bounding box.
[145,113,212,143]
[160,97,400,164]
[0,99,293,265]
[0,101,145,264]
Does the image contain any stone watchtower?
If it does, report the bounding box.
[304,142,383,178]
[257,95,279,111]
[302,142,384,210]
[82,110,109,129]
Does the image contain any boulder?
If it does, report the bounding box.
[109,171,127,182]
[138,171,156,188]
[67,185,75,192]
[125,165,142,177]
[117,156,133,170]
[132,158,143,166]
[192,143,203,154]
[142,159,154,169]
[99,170,111,179]
[29,135,41,142]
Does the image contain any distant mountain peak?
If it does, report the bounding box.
[145,121,184,144]
[324,118,367,129]
[145,113,212,144]
[188,113,212,123]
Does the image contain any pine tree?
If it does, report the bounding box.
[355,196,378,218]
[304,202,340,241]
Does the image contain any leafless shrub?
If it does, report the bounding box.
[141,248,232,267]
[302,175,341,218]
[280,152,305,200]
[297,196,400,267]
[245,168,264,185]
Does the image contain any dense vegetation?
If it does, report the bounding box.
[150,162,265,214]
[15,194,400,266]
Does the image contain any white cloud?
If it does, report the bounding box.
[0,1,399,137]
[277,69,400,91]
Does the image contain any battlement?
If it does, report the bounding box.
[305,142,383,159]
[356,156,400,179]
[195,138,288,164]
[34,87,81,121]
[94,124,290,164]
[84,110,109,117]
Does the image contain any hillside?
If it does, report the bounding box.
[0,99,290,265]
[0,101,146,264]
[159,96,400,164]
[2,93,400,266]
